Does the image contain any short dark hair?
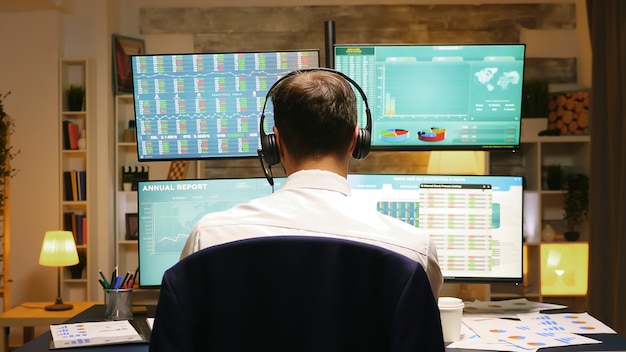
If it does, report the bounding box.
[270,70,357,161]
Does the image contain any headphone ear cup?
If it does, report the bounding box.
[352,127,371,160]
[261,133,281,166]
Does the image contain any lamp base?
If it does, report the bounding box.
[45,303,73,311]
[45,298,73,311]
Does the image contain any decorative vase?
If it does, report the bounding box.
[546,177,562,190]
[70,263,85,279]
[78,129,86,150]
[68,97,83,111]
[564,231,580,241]
[542,224,556,242]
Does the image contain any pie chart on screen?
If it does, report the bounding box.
[380,129,409,142]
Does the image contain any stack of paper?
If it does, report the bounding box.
[49,320,146,349]
[448,299,617,351]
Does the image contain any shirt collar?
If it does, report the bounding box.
[282,170,352,196]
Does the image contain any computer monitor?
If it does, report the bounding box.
[136,177,285,288]
[334,44,526,152]
[138,174,522,286]
[130,50,320,161]
[347,173,524,283]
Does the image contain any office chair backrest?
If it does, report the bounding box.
[149,236,445,352]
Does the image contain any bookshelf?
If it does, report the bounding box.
[59,58,92,301]
[488,118,590,310]
[114,94,200,303]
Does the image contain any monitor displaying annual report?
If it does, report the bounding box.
[334,44,526,151]
[131,50,320,161]
[137,178,285,287]
[347,173,524,283]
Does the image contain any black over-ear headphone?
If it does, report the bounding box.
[258,68,372,167]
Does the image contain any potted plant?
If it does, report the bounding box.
[545,164,564,190]
[0,91,18,208]
[562,172,589,241]
[66,84,85,111]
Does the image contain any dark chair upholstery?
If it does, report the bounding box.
[149,236,444,352]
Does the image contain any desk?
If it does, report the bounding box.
[13,304,626,352]
[0,302,99,352]
[15,305,154,352]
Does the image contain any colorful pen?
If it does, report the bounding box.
[120,271,130,288]
[113,275,123,289]
[98,269,111,289]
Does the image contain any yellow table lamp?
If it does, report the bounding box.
[39,230,79,311]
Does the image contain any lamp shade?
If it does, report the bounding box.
[39,230,79,267]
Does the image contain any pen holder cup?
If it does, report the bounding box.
[104,288,133,321]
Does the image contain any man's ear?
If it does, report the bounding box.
[273,126,283,158]
[349,126,359,154]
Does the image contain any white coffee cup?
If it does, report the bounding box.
[438,297,464,342]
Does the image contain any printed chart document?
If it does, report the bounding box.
[49,320,149,349]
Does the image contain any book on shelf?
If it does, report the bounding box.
[63,170,86,201]
[62,121,71,149]
[78,170,86,200]
[63,171,73,201]
[62,120,80,150]
[70,170,78,201]
[82,216,88,244]
[63,211,87,245]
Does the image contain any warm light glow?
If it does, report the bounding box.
[540,243,588,295]
[427,151,486,175]
[39,230,79,267]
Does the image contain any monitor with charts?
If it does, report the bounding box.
[347,173,524,283]
[334,44,526,152]
[138,173,523,286]
[136,177,284,288]
[130,50,320,161]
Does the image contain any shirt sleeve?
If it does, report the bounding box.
[179,224,201,259]
[425,237,444,300]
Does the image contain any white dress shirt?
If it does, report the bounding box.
[181,169,443,298]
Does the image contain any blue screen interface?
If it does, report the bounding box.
[335,44,526,151]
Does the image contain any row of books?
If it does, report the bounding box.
[63,211,88,245]
[63,170,86,201]
[62,120,81,150]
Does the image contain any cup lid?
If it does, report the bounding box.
[438,296,464,309]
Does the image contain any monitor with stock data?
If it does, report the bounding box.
[130,50,319,161]
[137,174,523,287]
[347,173,524,283]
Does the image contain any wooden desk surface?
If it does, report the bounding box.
[0,301,101,327]
[0,302,101,352]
